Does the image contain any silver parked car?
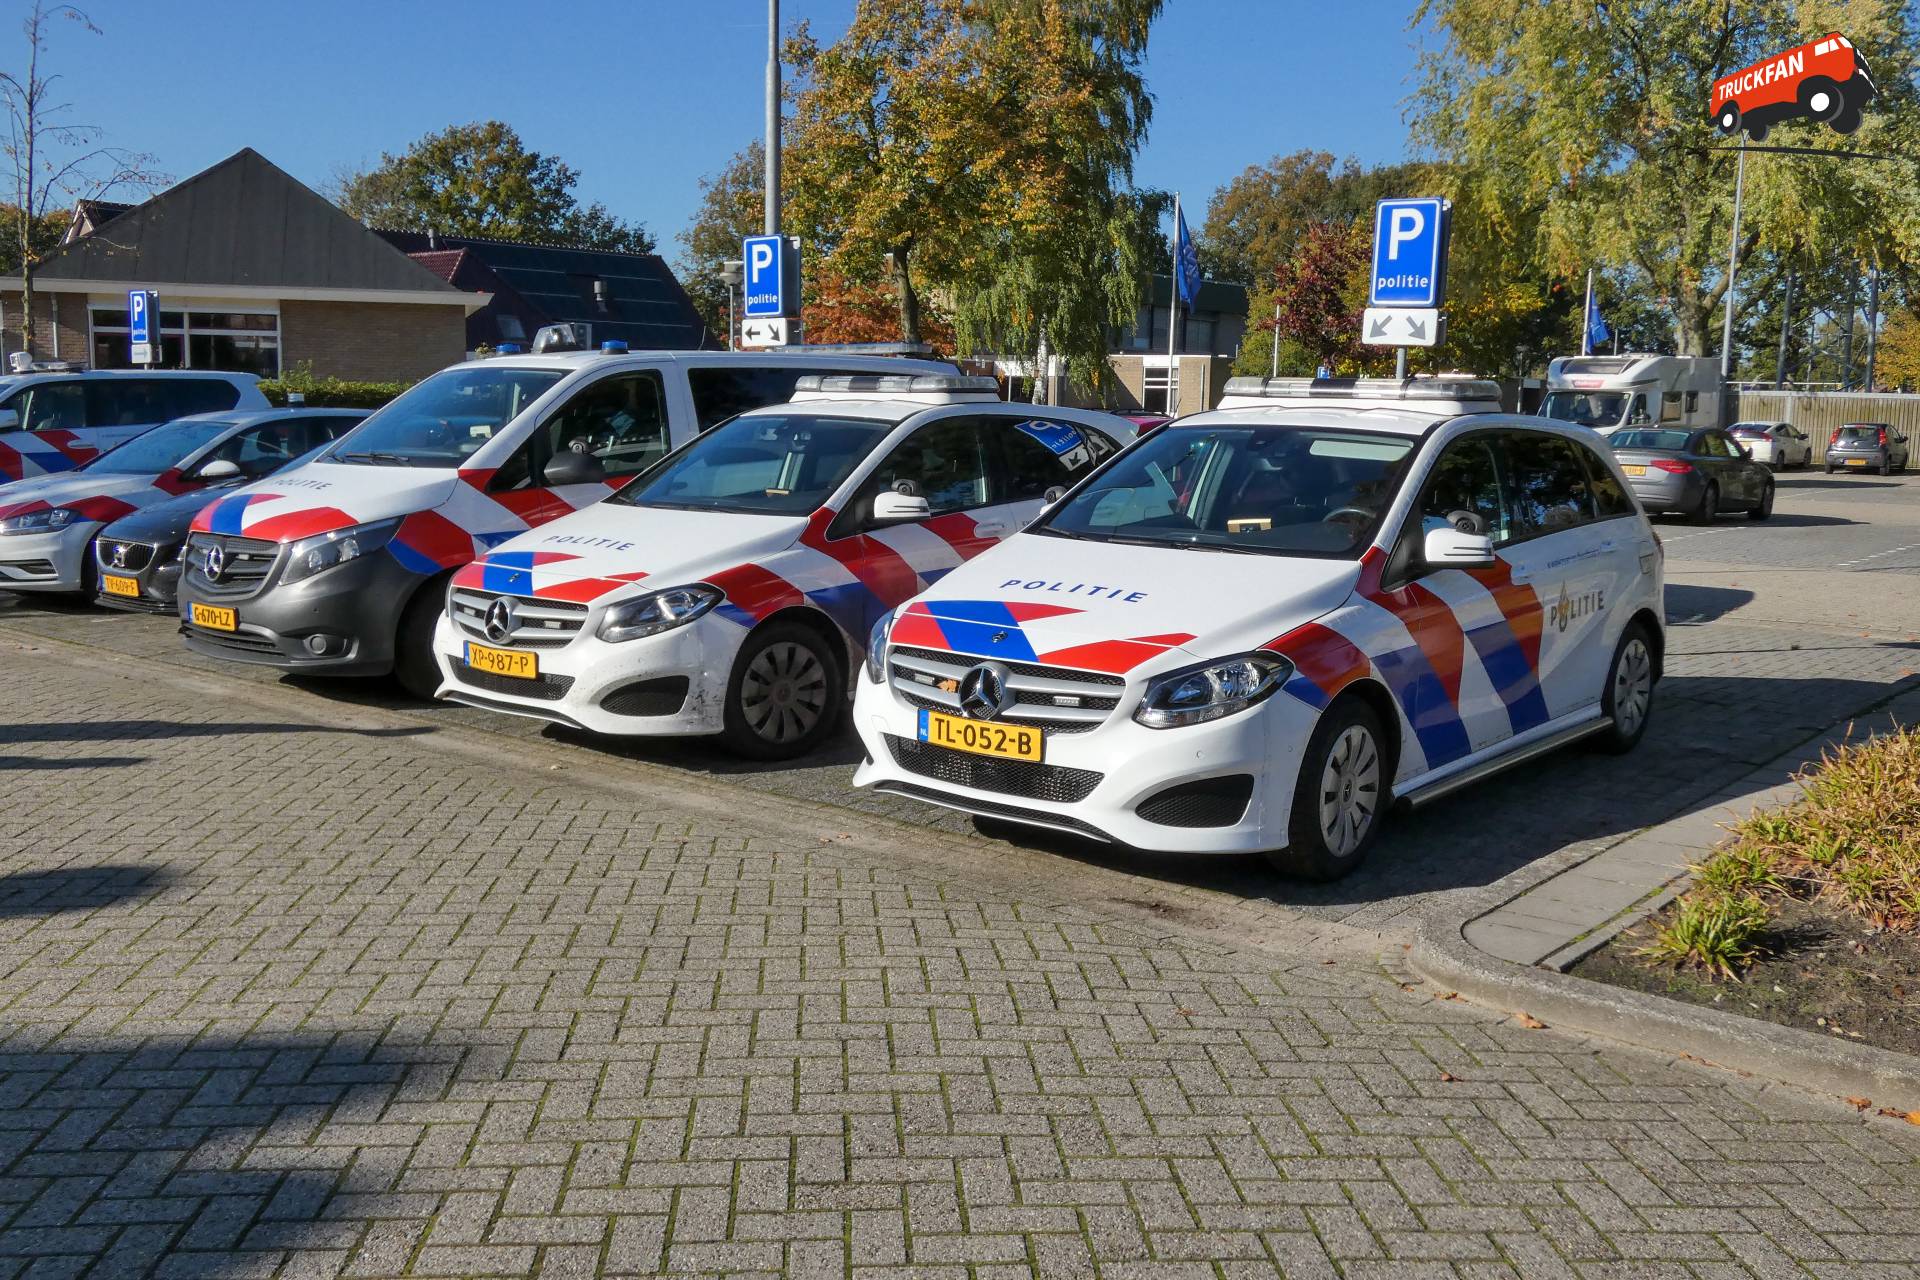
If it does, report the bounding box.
[1610,427,1775,525]
[1728,421,1813,470]
[1825,422,1909,475]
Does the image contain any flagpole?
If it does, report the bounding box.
[1582,268,1594,356]
[1167,192,1180,416]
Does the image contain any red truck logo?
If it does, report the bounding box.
[1710,33,1875,141]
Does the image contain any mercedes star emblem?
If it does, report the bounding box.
[483,596,517,644]
[202,543,226,581]
[958,660,1015,721]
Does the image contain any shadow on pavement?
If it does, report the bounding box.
[0,720,429,746]
[1774,478,1902,491]
[0,755,149,772]
[0,1030,447,1276]
[0,865,173,918]
[1665,584,1755,626]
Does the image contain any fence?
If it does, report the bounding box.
[1735,389,1920,453]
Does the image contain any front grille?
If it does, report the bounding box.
[872,780,1112,842]
[599,676,689,717]
[884,734,1103,804]
[95,540,154,572]
[887,645,1124,734]
[181,625,281,656]
[449,657,574,701]
[183,534,280,600]
[449,588,588,650]
[1135,775,1255,828]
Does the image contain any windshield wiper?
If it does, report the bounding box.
[338,451,414,467]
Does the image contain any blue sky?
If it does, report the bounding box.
[43,1,1432,262]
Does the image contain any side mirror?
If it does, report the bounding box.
[1041,485,1068,507]
[1424,526,1496,571]
[196,459,243,481]
[872,490,931,523]
[543,449,607,486]
[0,409,17,433]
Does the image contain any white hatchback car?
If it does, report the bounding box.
[431,374,1136,758]
[852,377,1666,880]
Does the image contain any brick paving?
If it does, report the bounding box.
[3,647,1919,1277]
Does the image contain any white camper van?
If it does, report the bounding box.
[1542,355,1724,435]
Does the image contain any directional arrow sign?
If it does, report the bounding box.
[1361,306,1443,348]
[740,316,790,349]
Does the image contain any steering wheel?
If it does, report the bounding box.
[1446,509,1488,535]
[1322,505,1374,527]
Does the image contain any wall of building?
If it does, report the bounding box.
[0,290,90,363]
[280,301,465,382]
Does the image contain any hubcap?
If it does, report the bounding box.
[740,640,828,744]
[1613,638,1653,737]
[1810,91,1831,112]
[1317,724,1380,860]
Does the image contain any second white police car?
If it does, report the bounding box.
[431,374,1136,758]
[852,376,1666,880]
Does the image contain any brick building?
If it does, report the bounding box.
[0,149,483,382]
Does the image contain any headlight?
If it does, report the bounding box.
[1132,653,1292,729]
[865,607,897,682]
[280,519,400,584]
[596,585,720,643]
[0,506,79,535]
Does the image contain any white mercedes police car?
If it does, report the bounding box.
[430,374,1136,758]
[852,376,1666,880]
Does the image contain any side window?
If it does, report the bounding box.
[199,419,313,478]
[687,366,812,431]
[1502,432,1595,538]
[992,418,1109,501]
[169,379,242,416]
[492,371,669,489]
[18,382,86,432]
[853,418,992,522]
[1628,394,1653,425]
[1573,440,1637,519]
[1699,432,1732,458]
[89,379,172,427]
[1416,434,1511,544]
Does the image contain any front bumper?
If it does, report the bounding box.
[177,547,418,676]
[431,609,743,737]
[849,658,1315,854]
[0,523,97,593]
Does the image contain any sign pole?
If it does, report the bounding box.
[1582,268,1595,356]
[765,0,781,237]
[1719,137,1747,381]
[1166,192,1180,414]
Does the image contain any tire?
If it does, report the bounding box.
[392,576,450,699]
[1747,480,1774,521]
[77,539,100,601]
[1264,697,1388,882]
[1715,103,1741,135]
[1594,622,1657,755]
[1880,458,1892,477]
[1747,122,1769,143]
[1688,483,1718,526]
[1826,464,1836,474]
[721,620,844,760]
[1798,75,1843,122]
[1831,90,1864,135]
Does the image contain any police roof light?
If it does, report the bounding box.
[495,343,524,354]
[792,373,1001,395]
[600,340,629,354]
[1222,375,1504,403]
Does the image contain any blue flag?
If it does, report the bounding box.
[1175,205,1201,312]
[1586,290,1611,351]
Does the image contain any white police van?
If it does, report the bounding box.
[0,361,265,482]
[852,376,1666,879]
[429,373,1138,758]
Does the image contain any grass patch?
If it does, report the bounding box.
[1639,725,1920,980]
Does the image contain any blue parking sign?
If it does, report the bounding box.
[1369,199,1449,308]
[127,290,159,364]
[743,234,796,318]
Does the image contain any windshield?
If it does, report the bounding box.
[1542,391,1627,428]
[83,418,233,474]
[1034,424,1417,558]
[1611,429,1691,452]
[324,366,566,466]
[610,412,891,516]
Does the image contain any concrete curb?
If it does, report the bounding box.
[1414,682,1920,1112]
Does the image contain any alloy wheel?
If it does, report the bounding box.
[1612,638,1653,738]
[739,640,829,744]
[1317,724,1381,860]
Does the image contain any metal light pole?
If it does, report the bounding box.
[765,0,781,236]
[1719,137,1748,382]
[1774,269,1794,389]
[1269,303,1279,378]
[1866,267,1881,390]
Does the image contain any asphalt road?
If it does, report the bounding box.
[4,469,1917,945]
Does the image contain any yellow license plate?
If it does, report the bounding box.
[102,574,140,598]
[466,641,537,679]
[190,602,236,632]
[1847,458,1868,467]
[918,708,1043,762]
[1622,464,1646,476]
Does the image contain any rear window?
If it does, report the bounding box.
[1837,426,1884,442]
[1611,430,1691,451]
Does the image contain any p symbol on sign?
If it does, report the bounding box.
[750,241,775,275]
[1387,208,1425,259]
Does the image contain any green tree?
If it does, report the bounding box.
[1201,152,1423,286]
[678,142,764,338]
[336,121,653,253]
[1415,0,1920,361]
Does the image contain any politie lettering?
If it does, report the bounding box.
[1000,578,1147,602]
[545,534,637,551]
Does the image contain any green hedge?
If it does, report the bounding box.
[259,362,412,410]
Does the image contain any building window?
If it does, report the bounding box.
[1142,363,1178,415]
[89,306,279,378]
